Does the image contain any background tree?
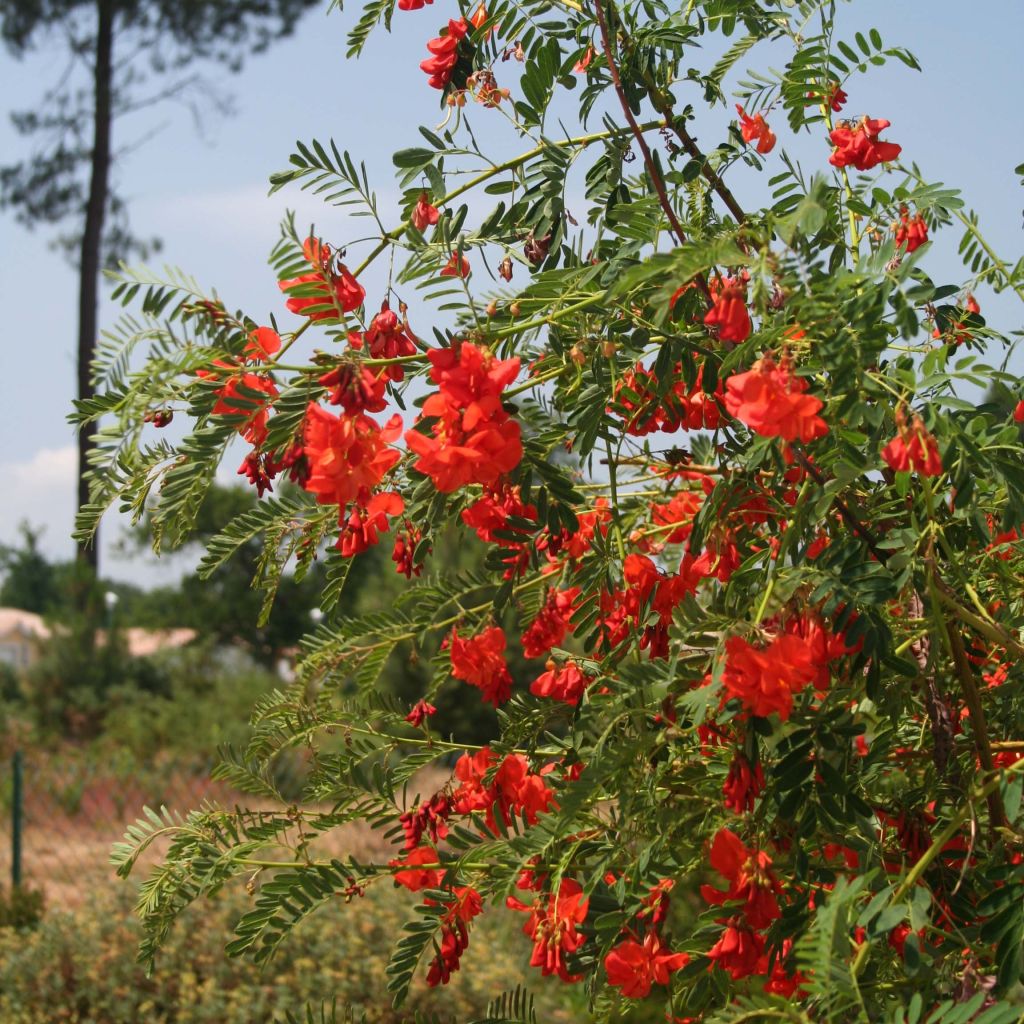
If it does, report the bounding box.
[0,0,320,575]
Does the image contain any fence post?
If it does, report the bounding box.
[11,750,22,889]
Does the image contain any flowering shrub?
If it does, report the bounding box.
[79,0,1024,1021]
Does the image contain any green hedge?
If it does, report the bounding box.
[0,883,589,1024]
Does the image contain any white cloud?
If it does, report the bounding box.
[0,446,78,558]
[0,445,188,587]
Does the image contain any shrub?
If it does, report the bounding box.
[0,885,584,1024]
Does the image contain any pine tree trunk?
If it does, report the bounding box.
[76,0,114,575]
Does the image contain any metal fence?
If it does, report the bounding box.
[0,747,236,906]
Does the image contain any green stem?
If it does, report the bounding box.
[350,120,666,281]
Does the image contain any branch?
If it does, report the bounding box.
[591,1,698,275]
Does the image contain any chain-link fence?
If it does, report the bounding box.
[0,747,237,906]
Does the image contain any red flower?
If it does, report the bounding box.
[421,19,468,90]
[724,354,828,443]
[279,237,365,321]
[530,661,592,706]
[440,252,471,278]
[1015,400,1024,424]
[449,626,513,705]
[829,117,901,170]
[707,920,766,979]
[245,326,281,362]
[336,491,404,557]
[495,753,556,824]
[405,699,437,726]
[763,940,806,997]
[390,845,443,892]
[894,208,928,252]
[721,632,819,720]
[605,933,689,998]
[573,45,593,73]
[807,82,847,111]
[469,3,488,30]
[736,104,776,154]
[704,284,752,343]
[508,878,589,982]
[412,192,441,232]
[881,410,942,476]
[398,0,433,8]
[302,403,402,509]
[405,342,522,494]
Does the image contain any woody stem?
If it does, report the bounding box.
[591,0,702,287]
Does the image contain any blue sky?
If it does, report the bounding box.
[0,0,1021,584]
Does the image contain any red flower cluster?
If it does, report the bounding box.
[398,0,433,9]
[461,484,538,577]
[452,747,555,830]
[702,829,802,992]
[399,792,451,851]
[736,104,776,154]
[722,752,765,814]
[704,277,752,343]
[881,408,942,477]
[302,403,403,510]
[359,301,418,381]
[829,117,901,170]
[245,325,281,361]
[702,828,782,930]
[420,19,467,90]
[337,491,404,556]
[599,554,695,659]
[405,698,436,726]
[392,522,425,578]
[405,342,522,493]
[613,364,723,435]
[521,587,579,658]
[318,363,387,415]
[894,208,928,252]
[720,631,819,719]
[540,499,611,566]
[279,237,365,321]
[647,487,707,546]
[426,886,483,987]
[204,370,278,446]
[724,354,828,443]
[508,878,589,982]
[448,625,513,705]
